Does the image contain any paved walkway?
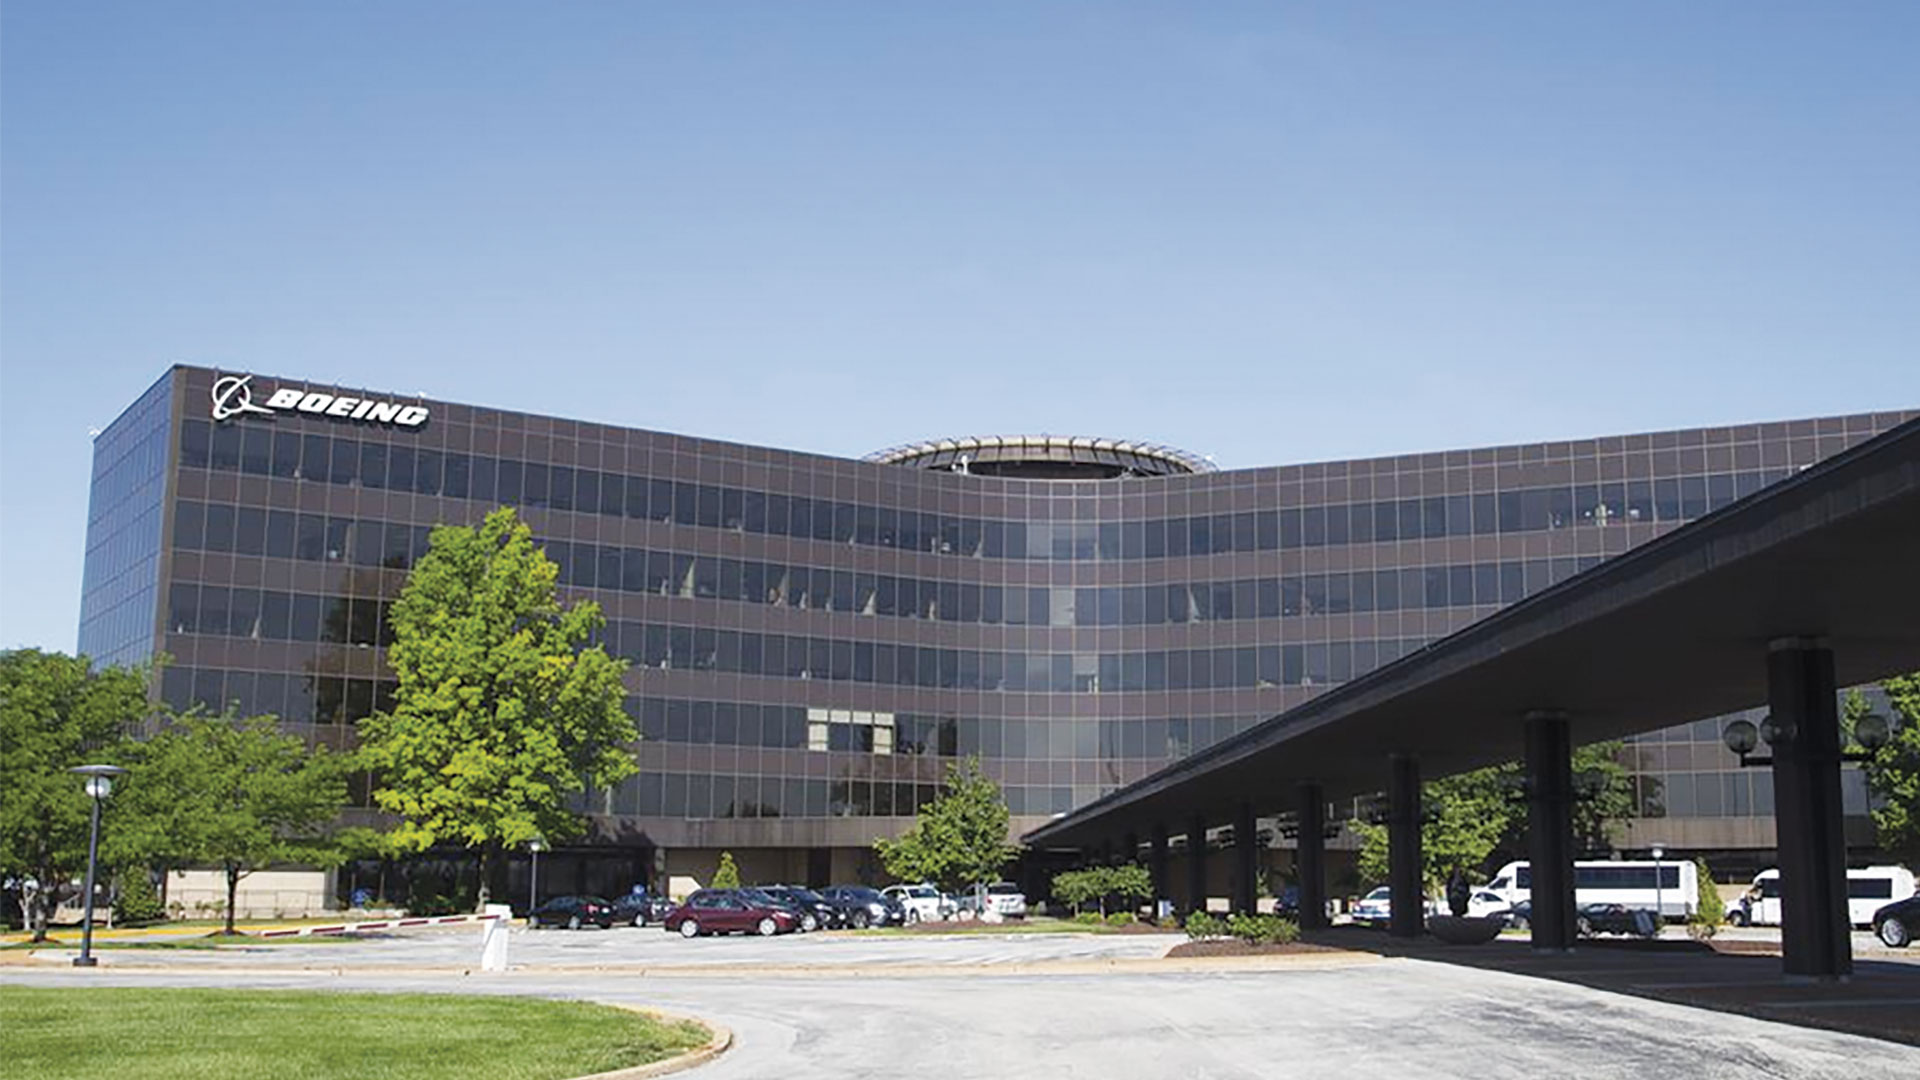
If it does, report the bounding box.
[7,956,1914,1079]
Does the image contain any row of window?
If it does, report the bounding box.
[181,418,1777,561]
[172,500,1602,626]
[165,581,1441,692]
[158,665,1264,765]
[606,770,1077,819]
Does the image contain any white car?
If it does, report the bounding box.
[958,882,1027,919]
[1465,890,1509,919]
[882,883,953,925]
[1351,887,1392,926]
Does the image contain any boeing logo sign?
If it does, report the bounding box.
[210,374,430,428]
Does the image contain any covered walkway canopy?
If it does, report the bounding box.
[1024,416,1920,977]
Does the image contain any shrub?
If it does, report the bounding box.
[1106,911,1134,927]
[114,869,166,925]
[1184,910,1226,940]
[1691,857,1724,932]
[1074,911,1105,925]
[712,851,742,890]
[1227,913,1300,946]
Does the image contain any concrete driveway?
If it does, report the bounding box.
[6,927,1918,1078]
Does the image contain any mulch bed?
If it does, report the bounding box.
[1166,939,1349,958]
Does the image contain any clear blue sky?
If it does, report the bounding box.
[3,2,1915,652]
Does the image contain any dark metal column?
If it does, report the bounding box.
[1186,812,1208,915]
[1233,801,1258,914]
[1524,709,1577,952]
[1150,823,1170,913]
[1123,831,1140,867]
[1769,638,1852,980]
[1388,754,1424,938]
[1296,783,1327,931]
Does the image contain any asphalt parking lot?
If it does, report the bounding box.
[6,925,1920,1078]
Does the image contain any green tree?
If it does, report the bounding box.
[1862,674,1920,866]
[874,756,1019,891]
[0,650,149,942]
[711,851,742,890]
[359,507,636,908]
[1353,741,1634,890]
[111,709,353,934]
[1692,857,1724,927]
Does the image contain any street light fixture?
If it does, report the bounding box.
[69,764,126,968]
[1724,710,1893,768]
[528,838,545,915]
[1651,843,1666,932]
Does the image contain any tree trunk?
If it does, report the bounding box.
[224,864,240,936]
[475,844,493,911]
[27,877,52,944]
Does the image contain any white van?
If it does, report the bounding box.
[1484,860,1699,920]
[1737,865,1916,928]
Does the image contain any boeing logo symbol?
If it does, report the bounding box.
[209,375,277,421]
[208,373,430,428]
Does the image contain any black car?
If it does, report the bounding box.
[738,886,819,931]
[1501,900,1532,931]
[611,890,676,927]
[819,885,908,929]
[1871,894,1919,948]
[760,885,844,931]
[529,895,615,930]
[1577,902,1657,938]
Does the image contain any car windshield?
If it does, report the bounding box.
[742,889,779,904]
[1366,888,1390,900]
[786,888,825,903]
[840,887,881,900]
[908,886,938,898]
[988,884,1019,895]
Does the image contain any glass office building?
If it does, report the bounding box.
[77,366,1915,896]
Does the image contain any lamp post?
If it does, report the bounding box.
[69,764,126,968]
[528,838,545,916]
[1651,843,1665,935]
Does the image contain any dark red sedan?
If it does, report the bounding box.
[664,888,801,937]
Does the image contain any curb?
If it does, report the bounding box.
[571,1005,732,1080]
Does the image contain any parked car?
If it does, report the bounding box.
[611,890,675,927]
[529,895,615,930]
[741,886,819,931]
[1577,902,1657,938]
[1871,894,1919,948]
[1464,889,1510,919]
[819,885,907,928]
[957,882,1028,919]
[1501,900,1533,931]
[664,888,800,937]
[760,885,845,931]
[883,883,954,925]
[1352,887,1392,927]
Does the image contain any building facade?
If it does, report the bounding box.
[77,366,1915,899]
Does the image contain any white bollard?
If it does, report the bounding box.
[479,904,512,972]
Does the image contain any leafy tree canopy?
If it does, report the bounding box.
[1355,742,1634,891]
[875,757,1019,891]
[1052,863,1152,917]
[1862,674,1920,866]
[359,507,636,907]
[0,649,151,941]
[110,708,352,934]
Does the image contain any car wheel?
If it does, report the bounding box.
[1879,917,1911,949]
[1511,916,1529,933]
[1727,910,1746,928]
[757,917,778,937]
[851,911,870,930]
[905,907,921,926]
[802,914,818,932]
[567,914,582,931]
[679,919,700,938]
[633,913,647,928]
[1577,916,1593,936]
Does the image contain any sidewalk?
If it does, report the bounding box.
[1306,926,1920,1047]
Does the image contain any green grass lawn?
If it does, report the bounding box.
[0,987,709,1080]
[4,933,366,950]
